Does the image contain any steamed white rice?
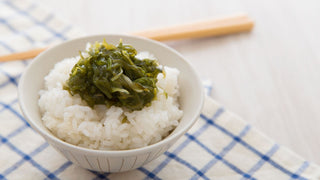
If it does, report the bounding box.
[38,53,183,150]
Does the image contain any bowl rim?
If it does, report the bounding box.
[18,34,204,156]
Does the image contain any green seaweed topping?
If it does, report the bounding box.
[121,116,128,123]
[65,39,162,111]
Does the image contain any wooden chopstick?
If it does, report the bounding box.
[132,14,253,41]
[0,14,254,62]
[0,47,48,62]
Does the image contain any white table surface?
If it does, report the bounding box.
[35,0,320,164]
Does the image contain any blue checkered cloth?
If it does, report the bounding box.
[1,0,320,179]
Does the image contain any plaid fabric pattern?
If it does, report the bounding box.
[1,0,320,179]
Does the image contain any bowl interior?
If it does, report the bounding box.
[19,34,204,153]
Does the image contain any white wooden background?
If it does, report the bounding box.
[35,0,320,164]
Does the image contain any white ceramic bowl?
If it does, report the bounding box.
[19,34,204,172]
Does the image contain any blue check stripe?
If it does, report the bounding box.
[0,2,70,60]
[164,151,210,180]
[0,17,35,43]
[191,125,252,180]
[0,40,15,53]
[143,108,224,180]
[4,1,67,41]
[1,142,48,176]
[0,98,18,113]
[0,1,79,179]
[0,78,15,89]
[0,101,28,150]
[3,125,28,141]
[0,73,21,89]
[240,144,280,180]
[42,14,54,24]
[0,68,19,86]
[51,161,72,175]
[203,85,213,96]
[290,161,310,180]
[186,133,256,180]
[139,167,162,180]
[0,136,55,179]
[0,101,29,126]
[143,109,256,179]
[43,25,72,44]
[200,114,308,179]
[91,171,110,180]
[43,161,73,180]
